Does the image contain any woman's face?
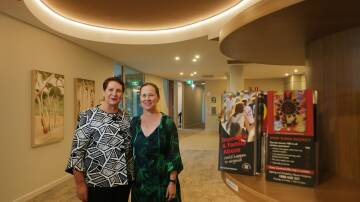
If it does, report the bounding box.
[103,81,123,106]
[140,85,159,111]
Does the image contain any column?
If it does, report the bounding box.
[229,65,244,92]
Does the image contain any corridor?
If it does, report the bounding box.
[27,130,244,202]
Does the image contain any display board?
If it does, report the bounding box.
[266,90,317,187]
[218,91,264,175]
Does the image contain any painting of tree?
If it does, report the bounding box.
[31,70,64,147]
[74,78,95,122]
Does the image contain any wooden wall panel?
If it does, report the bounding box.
[307,27,360,182]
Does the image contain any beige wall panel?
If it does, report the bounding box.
[204,80,227,131]
[245,78,285,91]
[0,13,114,201]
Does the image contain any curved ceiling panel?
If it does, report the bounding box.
[24,0,260,44]
[41,0,241,30]
[220,0,360,65]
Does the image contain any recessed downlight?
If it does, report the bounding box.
[175,56,180,61]
[192,58,197,62]
[195,55,200,59]
[294,69,298,73]
[179,72,184,75]
[285,73,289,77]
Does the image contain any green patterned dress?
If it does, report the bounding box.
[130,114,183,202]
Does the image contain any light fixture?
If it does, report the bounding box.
[190,73,194,76]
[294,69,298,73]
[193,72,197,75]
[195,55,200,59]
[175,56,180,61]
[192,58,197,62]
[191,83,195,89]
[285,73,289,77]
[179,72,184,75]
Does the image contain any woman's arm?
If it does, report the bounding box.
[73,170,88,202]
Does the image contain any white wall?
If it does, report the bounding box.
[245,78,285,91]
[204,80,227,131]
[144,74,169,115]
[284,74,306,90]
[0,13,115,202]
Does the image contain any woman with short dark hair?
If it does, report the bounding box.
[66,77,133,202]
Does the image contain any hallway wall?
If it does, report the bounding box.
[0,13,115,202]
[204,80,227,131]
[244,78,285,91]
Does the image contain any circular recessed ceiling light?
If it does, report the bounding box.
[175,56,180,61]
[190,73,194,76]
[285,73,289,77]
[24,0,258,44]
[179,72,184,75]
[195,55,200,59]
[294,69,298,73]
[192,59,197,62]
[193,72,197,75]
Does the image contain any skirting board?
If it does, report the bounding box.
[12,175,72,202]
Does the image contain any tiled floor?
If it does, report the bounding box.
[27,130,244,202]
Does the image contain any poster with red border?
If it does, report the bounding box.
[267,90,313,136]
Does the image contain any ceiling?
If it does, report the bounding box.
[219,0,360,66]
[41,0,241,30]
[0,0,306,81]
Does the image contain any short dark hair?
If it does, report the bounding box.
[140,82,160,97]
[103,77,125,92]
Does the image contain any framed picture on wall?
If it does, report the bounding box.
[74,78,95,122]
[31,70,64,147]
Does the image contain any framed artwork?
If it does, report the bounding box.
[31,70,64,147]
[74,78,95,121]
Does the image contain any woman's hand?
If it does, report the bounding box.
[76,182,88,202]
[166,182,176,201]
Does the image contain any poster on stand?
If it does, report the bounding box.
[266,90,316,187]
[218,91,261,175]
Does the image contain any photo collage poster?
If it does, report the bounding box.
[218,90,261,175]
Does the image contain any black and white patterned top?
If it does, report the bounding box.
[66,106,134,187]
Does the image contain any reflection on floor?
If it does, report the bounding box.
[27,130,244,202]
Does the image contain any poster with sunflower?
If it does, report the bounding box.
[266,90,317,187]
[267,90,314,136]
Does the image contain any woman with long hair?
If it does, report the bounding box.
[131,82,183,202]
